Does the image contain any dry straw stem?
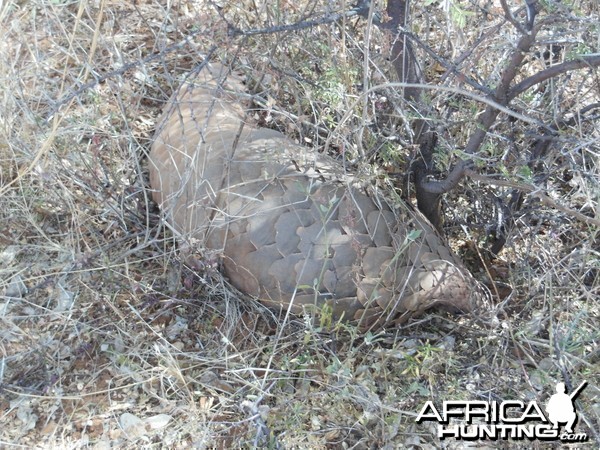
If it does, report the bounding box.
[0,113,64,197]
[1,0,598,447]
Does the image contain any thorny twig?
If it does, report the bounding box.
[48,2,376,121]
[47,35,218,122]
[464,169,600,228]
[213,0,379,37]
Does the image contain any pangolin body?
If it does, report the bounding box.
[148,63,482,330]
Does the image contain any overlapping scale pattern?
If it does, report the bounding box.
[149,63,483,330]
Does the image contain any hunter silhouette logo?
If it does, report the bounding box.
[416,380,588,442]
[546,381,585,433]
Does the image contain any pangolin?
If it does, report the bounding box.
[148,62,483,330]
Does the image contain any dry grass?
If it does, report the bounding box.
[0,0,598,448]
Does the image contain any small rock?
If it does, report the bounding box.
[119,412,145,439]
[145,414,172,430]
[5,274,27,298]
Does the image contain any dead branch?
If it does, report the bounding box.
[509,54,600,99]
[225,1,379,36]
[465,169,600,228]
[417,26,538,196]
